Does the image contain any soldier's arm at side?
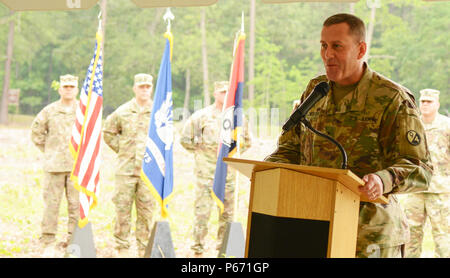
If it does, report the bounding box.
[179,116,198,152]
[102,112,120,153]
[375,94,433,195]
[239,116,252,153]
[30,109,48,152]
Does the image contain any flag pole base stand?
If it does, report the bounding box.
[217,221,245,258]
[64,222,97,258]
[144,221,176,258]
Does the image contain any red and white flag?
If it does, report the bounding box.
[70,32,103,228]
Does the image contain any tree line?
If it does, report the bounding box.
[0,0,448,125]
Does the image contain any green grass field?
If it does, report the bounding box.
[0,115,436,258]
[0,115,271,258]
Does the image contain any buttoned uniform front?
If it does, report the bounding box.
[403,112,450,258]
[31,100,80,245]
[103,97,156,254]
[180,104,252,255]
[265,64,433,257]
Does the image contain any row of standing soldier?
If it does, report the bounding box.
[31,73,251,258]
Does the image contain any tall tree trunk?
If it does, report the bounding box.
[349,3,355,14]
[248,0,256,103]
[100,0,107,59]
[149,8,164,36]
[365,3,377,63]
[200,8,210,107]
[47,47,53,105]
[148,8,164,74]
[0,11,15,125]
[183,68,191,120]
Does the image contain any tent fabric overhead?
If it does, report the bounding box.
[0,0,219,11]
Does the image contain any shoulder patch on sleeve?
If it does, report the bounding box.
[406,130,421,146]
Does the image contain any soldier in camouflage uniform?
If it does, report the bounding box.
[265,14,433,258]
[103,73,157,257]
[403,89,450,258]
[180,81,252,256]
[31,74,80,253]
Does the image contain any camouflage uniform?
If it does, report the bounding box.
[403,109,450,258]
[103,97,156,253]
[31,99,80,245]
[265,64,433,258]
[180,102,251,254]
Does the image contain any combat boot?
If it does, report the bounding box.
[117,248,132,258]
[138,248,146,258]
[41,242,56,258]
[191,243,204,257]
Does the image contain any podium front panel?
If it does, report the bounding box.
[252,168,335,220]
[248,212,329,258]
[246,167,358,258]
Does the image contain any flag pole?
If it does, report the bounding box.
[233,11,245,222]
[97,10,102,32]
[153,7,174,221]
[139,10,176,257]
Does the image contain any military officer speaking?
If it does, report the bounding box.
[265,13,433,257]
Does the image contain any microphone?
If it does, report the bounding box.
[282,81,330,132]
[281,81,347,169]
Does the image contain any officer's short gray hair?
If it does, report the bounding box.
[323,13,366,43]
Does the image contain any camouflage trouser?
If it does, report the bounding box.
[355,244,403,258]
[403,192,450,258]
[191,174,235,254]
[40,172,80,245]
[112,175,156,252]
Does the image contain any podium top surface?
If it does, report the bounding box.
[224,157,388,204]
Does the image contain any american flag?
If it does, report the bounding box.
[70,32,103,228]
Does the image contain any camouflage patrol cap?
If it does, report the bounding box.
[59,74,78,87]
[214,81,229,93]
[419,88,440,101]
[134,73,153,86]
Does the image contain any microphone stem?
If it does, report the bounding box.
[301,118,348,169]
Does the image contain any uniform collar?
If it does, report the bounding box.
[211,104,222,114]
[426,113,445,130]
[56,99,77,113]
[130,97,152,113]
[327,62,371,115]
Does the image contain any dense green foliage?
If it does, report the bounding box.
[0,0,448,118]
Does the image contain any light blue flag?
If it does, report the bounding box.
[141,34,173,218]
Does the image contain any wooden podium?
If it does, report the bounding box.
[224,157,388,258]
